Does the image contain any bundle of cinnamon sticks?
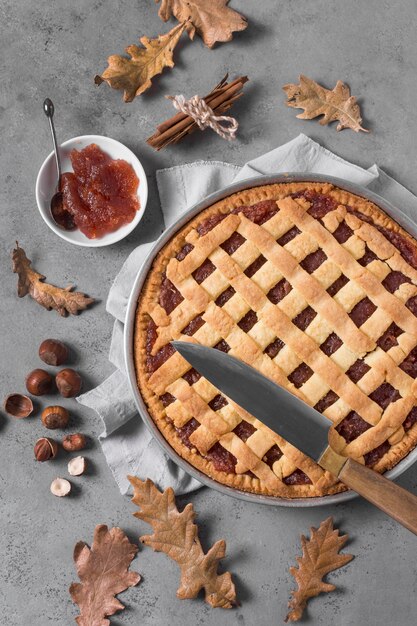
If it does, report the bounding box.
[146,74,248,151]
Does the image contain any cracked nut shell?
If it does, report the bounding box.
[25,368,53,396]
[41,405,69,429]
[68,456,87,476]
[55,368,82,398]
[39,339,69,366]
[34,437,58,461]
[62,433,87,452]
[50,477,71,497]
[4,393,34,418]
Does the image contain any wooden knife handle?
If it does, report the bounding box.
[339,458,417,535]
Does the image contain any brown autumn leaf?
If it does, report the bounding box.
[283,74,368,132]
[12,242,94,316]
[156,0,248,48]
[285,517,353,622]
[95,22,187,102]
[129,476,237,609]
[70,525,141,626]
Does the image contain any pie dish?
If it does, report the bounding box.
[132,178,417,499]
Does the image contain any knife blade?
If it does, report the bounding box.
[173,340,417,535]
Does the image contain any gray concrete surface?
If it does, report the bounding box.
[1,0,417,624]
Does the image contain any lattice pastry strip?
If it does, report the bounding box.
[222,292,251,321]
[304,315,333,346]
[167,214,241,282]
[329,344,357,372]
[219,432,282,490]
[322,205,417,282]
[276,289,309,320]
[334,281,367,312]
[226,239,264,270]
[226,402,327,484]
[340,233,366,260]
[237,214,374,354]
[335,396,416,457]
[250,260,283,293]
[165,400,192,428]
[282,232,319,261]
[347,216,417,283]
[247,320,277,351]
[278,197,417,335]
[310,259,344,290]
[360,309,393,344]
[273,345,302,377]
[198,268,230,300]
[211,242,382,422]
[201,300,295,390]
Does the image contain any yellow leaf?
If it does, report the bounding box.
[283,74,368,133]
[285,517,353,622]
[95,22,187,102]
[157,0,248,49]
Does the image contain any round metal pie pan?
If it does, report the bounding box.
[124,173,417,507]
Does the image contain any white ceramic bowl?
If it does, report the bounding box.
[35,134,148,247]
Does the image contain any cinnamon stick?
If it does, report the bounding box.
[147,75,248,150]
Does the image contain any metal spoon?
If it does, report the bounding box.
[43,98,75,230]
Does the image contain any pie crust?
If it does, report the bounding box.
[134,182,417,498]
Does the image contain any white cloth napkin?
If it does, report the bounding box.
[77,133,417,495]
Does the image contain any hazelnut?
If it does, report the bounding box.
[39,339,69,366]
[4,393,34,418]
[34,437,58,462]
[25,369,53,396]
[68,456,87,476]
[50,477,71,497]
[41,405,69,429]
[55,368,82,398]
[62,433,87,452]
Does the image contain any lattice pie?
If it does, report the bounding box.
[134,182,417,498]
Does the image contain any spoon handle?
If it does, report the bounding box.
[43,98,62,187]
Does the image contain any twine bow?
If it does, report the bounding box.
[167,94,239,141]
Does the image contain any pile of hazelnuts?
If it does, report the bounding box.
[3,339,88,480]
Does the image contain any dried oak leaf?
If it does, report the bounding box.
[12,243,94,316]
[157,0,248,48]
[283,74,368,132]
[129,476,237,608]
[285,517,353,622]
[95,21,187,102]
[70,525,141,626]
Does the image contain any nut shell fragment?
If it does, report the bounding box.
[4,393,34,418]
[68,456,87,476]
[50,477,71,497]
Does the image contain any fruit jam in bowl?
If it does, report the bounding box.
[36,135,148,247]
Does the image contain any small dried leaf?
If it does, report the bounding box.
[283,74,368,132]
[157,0,248,48]
[12,243,94,316]
[95,22,187,102]
[285,517,353,622]
[129,476,237,609]
[70,525,141,626]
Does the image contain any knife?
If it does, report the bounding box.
[173,341,417,535]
